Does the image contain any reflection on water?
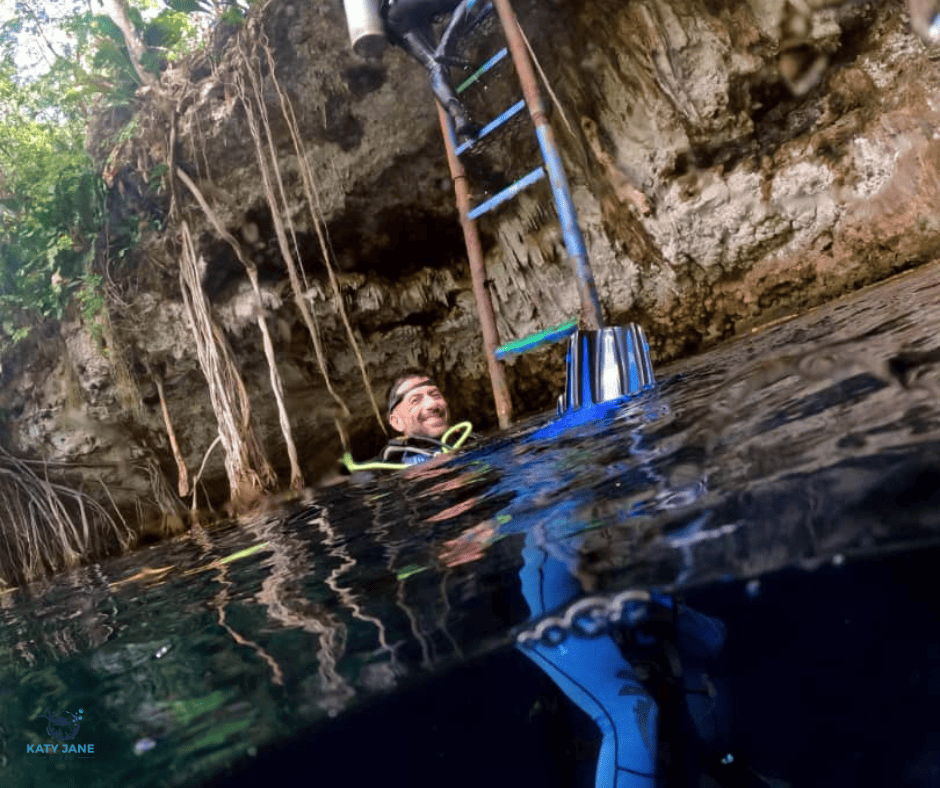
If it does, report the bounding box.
[4,264,940,786]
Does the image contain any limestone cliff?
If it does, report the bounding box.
[2,0,939,550]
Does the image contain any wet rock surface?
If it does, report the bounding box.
[3,0,940,531]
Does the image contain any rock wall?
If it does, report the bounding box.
[3,0,940,532]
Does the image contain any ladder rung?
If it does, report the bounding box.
[495,318,579,359]
[457,47,509,94]
[467,166,545,220]
[456,99,526,156]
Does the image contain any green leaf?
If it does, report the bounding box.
[166,0,213,14]
[148,162,169,190]
[0,0,253,352]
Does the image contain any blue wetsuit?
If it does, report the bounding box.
[517,527,659,787]
[516,525,730,787]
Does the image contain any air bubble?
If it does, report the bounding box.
[745,579,760,597]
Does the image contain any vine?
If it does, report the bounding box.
[76,273,108,353]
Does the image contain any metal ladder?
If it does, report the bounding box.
[434,0,606,428]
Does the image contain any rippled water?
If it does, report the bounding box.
[4,264,940,787]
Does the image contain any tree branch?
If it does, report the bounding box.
[101,0,157,87]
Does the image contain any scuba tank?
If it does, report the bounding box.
[342,0,388,58]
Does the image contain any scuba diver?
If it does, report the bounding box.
[383,367,456,465]
[341,368,475,472]
[339,328,762,784]
[381,0,485,138]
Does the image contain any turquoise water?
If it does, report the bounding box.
[4,263,940,787]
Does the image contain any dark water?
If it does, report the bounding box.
[4,264,940,787]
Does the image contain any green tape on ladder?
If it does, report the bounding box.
[494,318,579,359]
[457,47,509,93]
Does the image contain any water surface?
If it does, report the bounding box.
[4,263,940,787]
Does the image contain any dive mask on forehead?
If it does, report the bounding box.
[387,377,435,416]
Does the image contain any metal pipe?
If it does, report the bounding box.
[342,0,387,59]
[437,103,514,429]
[490,0,605,330]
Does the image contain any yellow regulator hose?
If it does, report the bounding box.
[342,422,474,472]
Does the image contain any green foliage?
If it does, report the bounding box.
[144,9,196,50]
[220,5,249,26]
[0,0,254,351]
[77,272,107,351]
[166,0,213,14]
[83,13,144,94]
[0,14,138,354]
[0,50,102,345]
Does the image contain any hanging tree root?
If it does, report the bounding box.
[256,33,387,436]
[0,446,133,587]
[148,2,390,507]
[151,366,191,498]
[178,218,277,512]
[175,168,305,491]
[229,43,362,450]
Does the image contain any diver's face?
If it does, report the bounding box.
[388,377,450,439]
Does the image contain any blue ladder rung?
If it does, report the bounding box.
[457,47,509,94]
[456,99,526,156]
[467,166,545,220]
